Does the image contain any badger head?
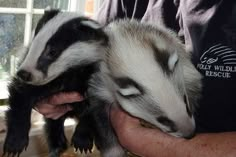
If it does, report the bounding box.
[105,20,202,138]
[17,10,108,85]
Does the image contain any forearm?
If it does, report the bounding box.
[110,108,236,157]
[124,128,236,157]
[186,132,236,157]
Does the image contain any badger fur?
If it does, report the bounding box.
[3,10,202,157]
[3,10,124,157]
[109,20,202,137]
[89,20,202,138]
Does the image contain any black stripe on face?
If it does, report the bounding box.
[184,94,193,117]
[36,17,108,75]
[113,77,144,98]
[156,116,177,132]
[151,42,172,75]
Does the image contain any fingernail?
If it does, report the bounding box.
[73,92,84,100]
[66,105,73,111]
[68,107,73,111]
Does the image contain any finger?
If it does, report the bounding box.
[43,105,72,119]
[34,102,56,115]
[44,111,67,120]
[35,102,72,115]
[49,92,84,105]
[54,104,73,113]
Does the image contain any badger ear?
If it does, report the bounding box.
[72,18,107,41]
[34,9,60,36]
[118,86,142,97]
[80,20,102,30]
[168,51,179,71]
[71,17,102,31]
[114,77,143,98]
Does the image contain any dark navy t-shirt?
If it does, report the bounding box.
[96,0,236,133]
[191,1,236,132]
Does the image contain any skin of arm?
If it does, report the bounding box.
[36,93,236,157]
[110,107,236,157]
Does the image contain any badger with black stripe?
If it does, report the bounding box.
[3,10,125,157]
[89,20,202,140]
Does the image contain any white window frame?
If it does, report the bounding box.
[0,0,101,100]
[0,0,88,46]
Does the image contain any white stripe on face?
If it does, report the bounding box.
[18,13,84,83]
[44,42,104,85]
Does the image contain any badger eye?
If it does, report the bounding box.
[46,47,57,58]
[48,49,57,57]
[114,77,144,98]
[45,45,57,58]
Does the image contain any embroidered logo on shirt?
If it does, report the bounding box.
[197,44,236,78]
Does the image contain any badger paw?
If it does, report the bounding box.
[71,130,93,154]
[3,135,29,157]
[48,148,64,157]
[48,134,68,157]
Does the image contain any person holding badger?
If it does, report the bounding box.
[36,0,236,156]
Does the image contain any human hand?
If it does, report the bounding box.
[110,107,169,157]
[35,92,84,120]
[110,107,151,156]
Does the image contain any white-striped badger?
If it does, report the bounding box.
[3,10,124,157]
[89,19,202,139]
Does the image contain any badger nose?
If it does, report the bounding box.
[17,70,32,82]
[184,131,196,139]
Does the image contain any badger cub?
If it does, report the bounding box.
[3,10,123,157]
[91,20,202,139]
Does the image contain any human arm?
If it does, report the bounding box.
[110,107,236,157]
[35,92,236,157]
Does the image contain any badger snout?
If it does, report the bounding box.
[16,68,45,85]
[156,109,196,139]
[180,118,196,139]
[170,116,196,139]
[17,70,32,82]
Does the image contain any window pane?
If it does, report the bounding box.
[0,14,24,81]
[32,14,42,30]
[0,0,26,8]
[34,0,69,10]
[85,0,94,17]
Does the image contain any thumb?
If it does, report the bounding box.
[49,92,84,105]
[110,107,141,131]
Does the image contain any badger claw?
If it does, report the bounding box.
[2,151,21,157]
[71,132,93,154]
[3,135,29,157]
